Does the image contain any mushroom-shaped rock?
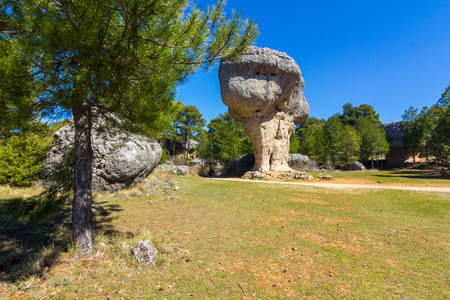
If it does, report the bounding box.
[219,47,309,173]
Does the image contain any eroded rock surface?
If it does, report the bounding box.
[381,121,409,166]
[131,241,158,265]
[219,47,309,173]
[41,121,162,192]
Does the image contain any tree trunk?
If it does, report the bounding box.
[185,132,191,157]
[72,102,94,255]
[371,158,374,170]
[425,144,429,165]
[413,149,416,165]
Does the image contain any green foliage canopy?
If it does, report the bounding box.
[197,112,252,164]
[356,117,389,167]
[297,117,326,164]
[338,103,381,127]
[0,0,258,253]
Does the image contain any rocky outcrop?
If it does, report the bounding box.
[41,121,162,192]
[219,47,309,173]
[382,121,409,166]
[382,121,404,148]
[164,139,199,157]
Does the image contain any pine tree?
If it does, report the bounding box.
[1,0,258,254]
[297,117,326,164]
[324,117,346,168]
[197,112,252,164]
[356,117,389,169]
[341,125,360,168]
[402,106,421,164]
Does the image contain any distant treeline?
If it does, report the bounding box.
[1,86,449,186]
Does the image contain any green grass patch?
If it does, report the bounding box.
[0,170,449,299]
[310,168,449,187]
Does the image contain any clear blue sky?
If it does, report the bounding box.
[177,0,450,124]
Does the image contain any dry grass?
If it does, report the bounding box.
[0,169,449,299]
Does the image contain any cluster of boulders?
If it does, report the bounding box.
[158,161,189,175]
[242,170,315,181]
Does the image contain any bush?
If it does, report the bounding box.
[158,149,170,165]
[0,132,53,186]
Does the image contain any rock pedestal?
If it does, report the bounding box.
[219,47,309,173]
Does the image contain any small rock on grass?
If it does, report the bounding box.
[131,241,158,265]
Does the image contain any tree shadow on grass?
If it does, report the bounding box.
[373,169,450,181]
[0,196,126,283]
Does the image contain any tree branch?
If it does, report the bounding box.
[54,0,79,32]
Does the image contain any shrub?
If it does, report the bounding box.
[0,132,53,186]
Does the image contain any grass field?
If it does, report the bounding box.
[0,169,449,299]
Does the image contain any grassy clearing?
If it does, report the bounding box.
[310,167,450,187]
[0,170,449,299]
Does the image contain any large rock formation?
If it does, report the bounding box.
[219,47,309,173]
[382,121,409,166]
[41,121,162,192]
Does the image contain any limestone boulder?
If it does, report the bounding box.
[381,121,409,166]
[219,47,309,173]
[344,161,366,171]
[226,153,255,173]
[288,154,320,171]
[41,121,162,193]
[131,241,158,265]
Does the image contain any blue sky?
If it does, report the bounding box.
[177,0,450,124]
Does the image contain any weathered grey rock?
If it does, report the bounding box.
[219,47,309,173]
[41,121,162,193]
[344,161,366,171]
[131,241,158,265]
[158,162,189,175]
[288,154,320,171]
[190,158,202,167]
[226,153,255,173]
[381,121,409,166]
[164,139,199,156]
[382,121,404,147]
[293,172,308,180]
[241,171,266,180]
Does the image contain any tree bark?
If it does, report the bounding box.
[72,102,94,255]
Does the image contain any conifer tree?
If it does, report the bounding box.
[0,0,258,254]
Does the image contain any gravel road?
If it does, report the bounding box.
[211,178,450,193]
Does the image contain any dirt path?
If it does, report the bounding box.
[210,178,450,193]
